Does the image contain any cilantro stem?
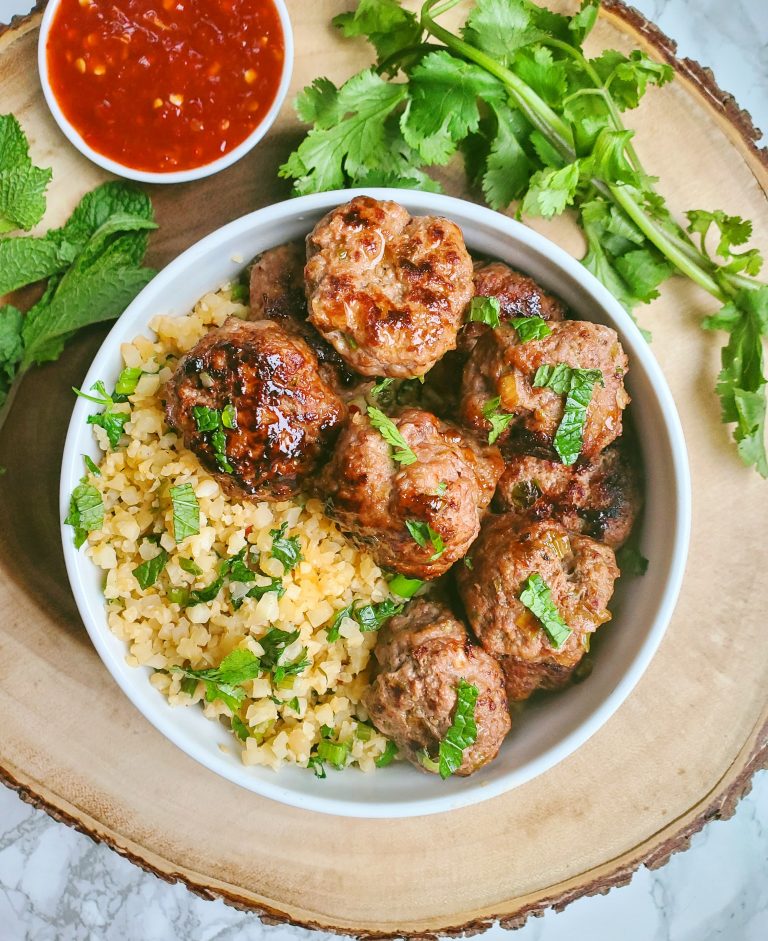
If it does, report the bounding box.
[608,184,728,301]
[420,2,575,155]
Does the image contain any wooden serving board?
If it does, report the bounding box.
[1,2,767,935]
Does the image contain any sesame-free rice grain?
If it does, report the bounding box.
[83,286,393,773]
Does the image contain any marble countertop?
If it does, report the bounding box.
[1,0,767,938]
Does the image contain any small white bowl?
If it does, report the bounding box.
[37,0,294,184]
[60,189,691,818]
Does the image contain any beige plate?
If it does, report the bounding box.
[1,1,767,935]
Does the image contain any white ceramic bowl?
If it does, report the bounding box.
[60,189,691,818]
[37,0,294,184]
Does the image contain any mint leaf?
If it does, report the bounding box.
[0,234,77,295]
[133,547,169,590]
[0,115,51,233]
[170,484,200,543]
[519,572,571,648]
[438,679,479,779]
[0,305,23,402]
[467,295,501,328]
[533,364,604,465]
[510,316,552,342]
[65,482,103,549]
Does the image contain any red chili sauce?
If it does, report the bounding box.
[46,0,285,173]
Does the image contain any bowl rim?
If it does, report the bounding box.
[37,0,295,184]
[60,188,692,818]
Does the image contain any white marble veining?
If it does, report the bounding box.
[1,0,767,938]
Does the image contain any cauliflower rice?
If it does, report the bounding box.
[82,286,393,773]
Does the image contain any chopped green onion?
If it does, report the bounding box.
[316,739,349,770]
[388,573,423,598]
[375,740,398,767]
[179,557,203,577]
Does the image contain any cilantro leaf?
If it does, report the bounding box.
[467,295,501,328]
[326,604,352,643]
[171,649,262,713]
[280,70,409,194]
[269,522,302,570]
[405,519,445,560]
[231,715,250,741]
[462,0,545,64]
[510,316,552,342]
[170,483,200,543]
[591,49,673,111]
[702,287,768,476]
[133,547,168,590]
[438,679,479,779]
[257,627,309,683]
[65,482,103,549]
[686,209,763,277]
[332,0,421,67]
[482,395,515,444]
[480,101,534,209]
[367,406,418,465]
[518,572,571,648]
[521,162,582,218]
[401,51,504,165]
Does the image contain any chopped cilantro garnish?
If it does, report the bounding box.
[510,316,552,342]
[532,364,604,465]
[367,406,417,465]
[192,405,220,433]
[74,381,129,450]
[192,405,233,472]
[64,481,103,548]
[169,483,199,543]
[354,599,404,632]
[170,649,262,713]
[405,519,445,560]
[482,396,515,445]
[326,604,353,642]
[231,715,250,741]
[437,679,479,779]
[467,295,501,328]
[375,739,398,768]
[257,627,309,684]
[132,546,168,590]
[307,755,327,779]
[269,522,303,570]
[519,572,571,648]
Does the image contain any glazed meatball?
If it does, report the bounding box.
[460,262,565,355]
[460,320,629,459]
[164,317,347,501]
[457,517,619,701]
[494,446,641,549]
[248,243,354,388]
[305,196,473,378]
[316,407,503,579]
[364,600,511,775]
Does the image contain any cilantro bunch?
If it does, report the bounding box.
[0,114,156,428]
[282,0,768,476]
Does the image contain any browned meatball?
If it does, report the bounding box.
[364,600,511,776]
[494,446,641,549]
[457,518,619,701]
[459,262,566,355]
[316,407,503,579]
[164,317,347,501]
[460,320,629,459]
[248,242,355,388]
[305,196,473,378]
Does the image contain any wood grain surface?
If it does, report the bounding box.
[1,2,767,935]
